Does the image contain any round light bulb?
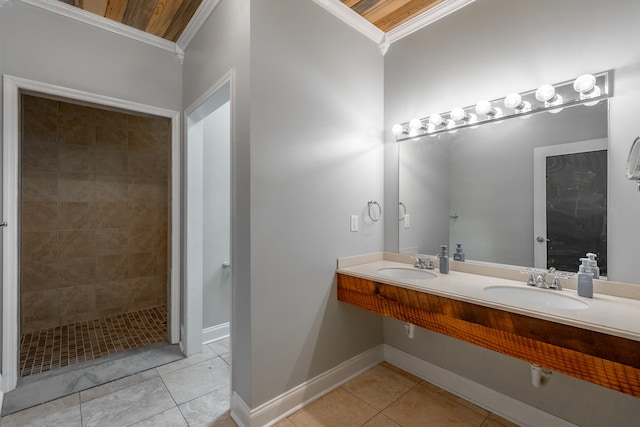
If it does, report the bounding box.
[547,94,564,113]
[391,124,405,136]
[504,93,523,109]
[445,119,457,133]
[450,107,466,121]
[426,123,436,134]
[409,118,423,131]
[573,74,596,94]
[535,85,556,102]
[475,100,493,116]
[429,114,445,126]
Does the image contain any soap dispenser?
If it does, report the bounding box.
[586,253,600,279]
[577,258,593,298]
[453,243,465,262]
[439,245,449,274]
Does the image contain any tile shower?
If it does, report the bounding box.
[19,94,170,377]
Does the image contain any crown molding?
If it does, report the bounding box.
[311,0,385,46]
[176,0,221,52]
[386,0,476,45]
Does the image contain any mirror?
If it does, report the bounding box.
[398,101,609,277]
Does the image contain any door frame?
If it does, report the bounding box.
[533,137,608,269]
[1,75,182,392]
[183,69,234,356]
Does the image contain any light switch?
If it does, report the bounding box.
[404,214,410,228]
[350,215,359,232]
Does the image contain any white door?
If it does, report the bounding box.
[533,138,608,272]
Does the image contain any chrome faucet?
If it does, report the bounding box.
[527,268,562,290]
[412,255,434,270]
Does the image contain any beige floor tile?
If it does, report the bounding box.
[272,418,296,426]
[343,364,419,410]
[0,394,81,427]
[383,382,489,427]
[155,345,216,376]
[209,337,231,356]
[288,387,377,427]
[482,413,521,427]
[160,356,230,404]
[420,381,489,418]
[380,362,422,383]
[363,413,401,427]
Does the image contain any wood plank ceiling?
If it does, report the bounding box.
[343,0,445,32]
[57,0,203,42]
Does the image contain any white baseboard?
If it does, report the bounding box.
[202,322,230,344]
[230,345,384,427]
[383,345,576,427]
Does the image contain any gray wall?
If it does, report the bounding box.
[384,0,640,424]
[182,0,253,405]
[249,0,384,407]
[203,101,231,329]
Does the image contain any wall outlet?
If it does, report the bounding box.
[350,215,359,232]
[404,214,410,228]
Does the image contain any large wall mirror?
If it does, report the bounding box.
[398,101,610,278]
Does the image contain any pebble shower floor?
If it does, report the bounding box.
[19,305,167,378]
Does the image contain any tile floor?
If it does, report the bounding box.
[20,305,167,377]
[2,347,518,427]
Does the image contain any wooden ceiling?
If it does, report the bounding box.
[57,0,203,42]
[343,0,445,32]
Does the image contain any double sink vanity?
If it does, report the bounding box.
[337,253,640,398]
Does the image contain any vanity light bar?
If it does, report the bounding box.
[392,70,612,141]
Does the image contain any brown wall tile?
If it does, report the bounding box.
[22,201,58,231]
[58,230,96,259]
[58,202,97,230]
[22,289,60,332]
[59,144,95,174]
[58,102,95,145]
[96,202,128,229]
[22,231,57,262]
[22,171,58,202]
[96,280,131,311]
[95,254,129,282]
[22,141,59,172]
[128,202,156,228]
[59,257,96,287]
[59,285,96,324]
[96,149,128,176]
[96,175,129,202]
[21,260,58,292]
[59,173,96,202]
[96,126,127,151]
[128,228,157,254]
[128,252,157,278]
[95,228,129,256]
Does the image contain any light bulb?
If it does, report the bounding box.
[573,74,601,106]
[475,100,501,118]
[409,128,418,137]
[429,114,445,126]
[504,93,532,116]
[450,107,466,121]
[426,123,436,134]
[409,118,424,131]
[535,85,563,113]
[391,124,405,136]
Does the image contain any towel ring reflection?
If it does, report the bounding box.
[398,202,407,221]
[367,200,382,222]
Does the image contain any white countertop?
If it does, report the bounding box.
[338,258,640,342]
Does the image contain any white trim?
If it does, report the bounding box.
[385,0,477,45]
[1,75,182,392]
[230,345,384,427]
[202,322,231,344]
[18,0,221,57]
[176,0,222,52]
[311,0,384,45]
[383,345,577,427]
[19,0,176,53]
[183,69,235,356]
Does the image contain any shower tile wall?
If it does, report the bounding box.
[21,94,169,333]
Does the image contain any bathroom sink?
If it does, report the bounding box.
[484,286,589,310]
[377,268,437,280]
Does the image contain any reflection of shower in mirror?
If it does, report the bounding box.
[626,136,640,191]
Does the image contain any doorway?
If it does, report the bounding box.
[184,72,233,356]
[534,138,608,274]
[2,76,181,393]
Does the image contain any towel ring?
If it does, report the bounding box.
[367,200,382,222]
[398,202,407,221]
